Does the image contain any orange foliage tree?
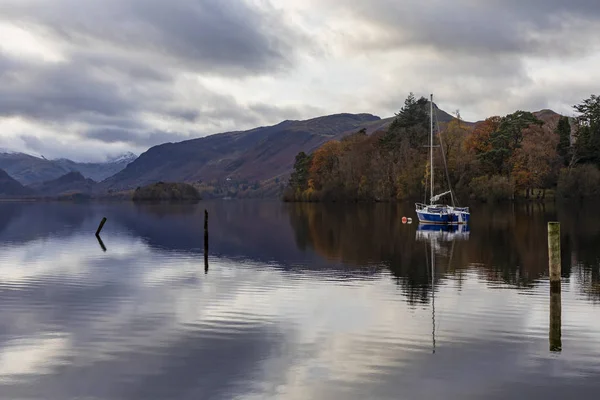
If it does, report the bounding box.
[465,116,501,155]
[511,123,560,198]
[309,140,342,191]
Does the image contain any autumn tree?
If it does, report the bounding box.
[309,141,342,193]
[511,123,559,198]
[338,128,373,198]
[465,116,501,174]
[441,118,474,193]
[475,112,541,176]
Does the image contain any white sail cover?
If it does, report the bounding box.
[430,190,452,203]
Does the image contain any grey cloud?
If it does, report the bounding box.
[0,54,140,121]
[0,1,319,158]
[328,0,600,57]
[20,135,45,153]
[82,99,324,147]
[248,103,323,123]
[375,54,531,118]
[2,0,596,161]
[17,132,132,162]
[331,0,600,120]
[167,109,201,122]
[2,0,305,75]
[0,50,321,151]
[83,128,193,147]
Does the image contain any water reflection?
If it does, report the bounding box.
[285,202,600,297]
[550,287,562,352]
[415,224,471,354]
[415,223,470,241]
[0,201,599,399]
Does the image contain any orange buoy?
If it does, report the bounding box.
[402,216,407,224]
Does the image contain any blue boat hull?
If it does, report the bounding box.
[417,211,451,224]
[416,211,470,225]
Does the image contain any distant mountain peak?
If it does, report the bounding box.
[55,171,87,183]
[106,152,137,163]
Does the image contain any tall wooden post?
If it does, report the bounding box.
[548,222,561,290]
[204,209,209,273]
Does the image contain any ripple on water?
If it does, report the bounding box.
[1,203,600,400]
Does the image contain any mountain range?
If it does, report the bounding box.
[0,107,562,199]
[0,151,137,186]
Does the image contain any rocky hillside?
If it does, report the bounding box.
[29,172,96,197]
[0,152,70,185]
[102,113,384,191]
[0,169,35,197]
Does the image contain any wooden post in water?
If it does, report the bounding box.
[204,209,209,273]
[548,222,561,290]
[548,221,562,352]
[96,217,107,237]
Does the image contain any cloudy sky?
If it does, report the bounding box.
[1,0,599,161]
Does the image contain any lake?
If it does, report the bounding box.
[0,201,599,399]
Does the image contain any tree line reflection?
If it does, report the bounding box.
[0,200,597,304]
[285,201,600,303]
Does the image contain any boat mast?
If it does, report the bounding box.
[430,94,434,205]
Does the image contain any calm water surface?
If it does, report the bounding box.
[0,201,599,399]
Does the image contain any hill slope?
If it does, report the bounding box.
[0,152,70,185]
[102,113,383,191]
[0,169,35,197]
[29,172,96,196]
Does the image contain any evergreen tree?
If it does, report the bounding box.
[555,116,571,166]
[574,95,600,166]
[478,111,541,175]
[394,92,430,130]
[382,92,430,148]
[289,152,312,191]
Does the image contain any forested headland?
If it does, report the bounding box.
[284,94,600,203]
[132,182,201,202]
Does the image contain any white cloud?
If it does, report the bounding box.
[0,0,599,160]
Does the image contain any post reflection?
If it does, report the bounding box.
[96,235,107,252]
[550,286,562,352]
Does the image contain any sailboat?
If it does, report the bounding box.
[415,94,470,225]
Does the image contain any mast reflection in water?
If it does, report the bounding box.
[416,223,470,354]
